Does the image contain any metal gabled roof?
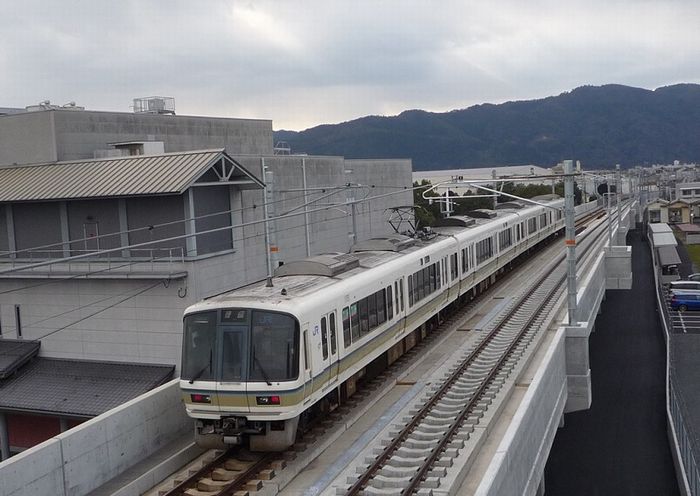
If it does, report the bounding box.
[0,149,264,202]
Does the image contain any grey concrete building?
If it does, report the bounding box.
[0,107,413,370]
[0,108,273,166]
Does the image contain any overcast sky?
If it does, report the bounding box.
[1,1,699,130]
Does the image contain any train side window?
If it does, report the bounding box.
[329,312,337,355]
[377,289,386,324]
[321,317,328,360]
[350,303,360,341]
[429,265,436,292]
[387,286,393,320]
[342,307,351,347]
[408,275,414,306]
[358,298,369,336]
[435,261,440,290]
[399,279,404,311]
[368,293,378,329]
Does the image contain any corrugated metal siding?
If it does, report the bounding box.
[0,149,225,201]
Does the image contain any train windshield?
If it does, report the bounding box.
[181,309,299,383]
[250,311,298,382]
[181,311,218,382]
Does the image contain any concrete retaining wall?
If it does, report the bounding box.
[0,380,189,496]
[475,329,568,496]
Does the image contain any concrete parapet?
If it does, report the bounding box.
[475,330,568,496]
[605,245,633,289]
[0,379,189,496]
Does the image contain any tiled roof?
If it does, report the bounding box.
[0,357,174,417]
[0,339,40,379]
[0,149,264,202]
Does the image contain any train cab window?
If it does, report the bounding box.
[377,289,386,325]
[250,311,299,382]
[182,311,218,382]
[321,317,329,360]
[350,303,360,341]
[387,286,393,320]
[329,312,337,355]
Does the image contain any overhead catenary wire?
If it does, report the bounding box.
[0,188,327,258]
[0,202,403,340]
[0,195,407,300]
[31,280,167,342]
[0,184,423,276]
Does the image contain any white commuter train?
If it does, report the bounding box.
[179,197,565,451]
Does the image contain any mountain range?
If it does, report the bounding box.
[274,84,700,170]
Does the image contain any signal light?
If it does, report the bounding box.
[191,394,211,403]
[256,395,281,405]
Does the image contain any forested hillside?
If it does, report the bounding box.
[274,84,700,170]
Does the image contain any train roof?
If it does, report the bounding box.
[186,197,563,314]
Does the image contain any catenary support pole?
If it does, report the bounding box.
[616,164,621,238]
[564,160,577,325]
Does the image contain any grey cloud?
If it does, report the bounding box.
[1,1,699,129]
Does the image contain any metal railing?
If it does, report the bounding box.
[0,247,186,274]
[670,381,700,495]
[650,225,698,495]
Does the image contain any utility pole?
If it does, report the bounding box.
[564,160,577,324]
[616,164,621,240]
[301,158,311,257]
[262,158,278,287]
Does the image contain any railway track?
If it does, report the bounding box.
[337,205,616,495]
[153,450,279,496]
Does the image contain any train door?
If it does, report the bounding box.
[302,323,313,404]
[219,322,251,413]
[328,312,339,382]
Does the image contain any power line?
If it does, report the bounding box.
[32,280,166,341]
[0,187,337,258]
[0,184,422,276]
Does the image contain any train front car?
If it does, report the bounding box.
[180,304,302,451]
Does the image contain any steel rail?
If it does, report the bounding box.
[162,450,273,496]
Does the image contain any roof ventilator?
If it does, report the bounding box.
[435,216,477,228]
[465,209,498,219]
[273,253,360,277]
[351,234,417,252]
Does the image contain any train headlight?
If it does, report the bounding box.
[256,395,281,405]
[191,393,211,403]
